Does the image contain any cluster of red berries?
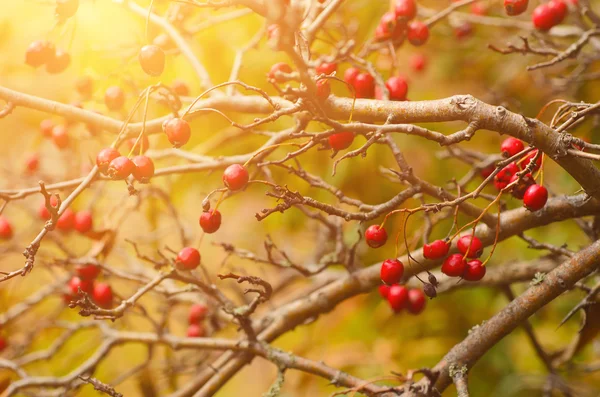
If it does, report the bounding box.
[186,303,208,337]
[504,0,576,31]
[96,146,155,183]
[25,40,71,74]
[378,259,426,314]
[64,265,113,309]
[0,216,13,240]
[38,196,94,234]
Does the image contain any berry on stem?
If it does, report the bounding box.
[523,184,548,211]
[365,225,387,248]
[328,132,354,151]
[387,285,409,312]
[500,137,524,157]
[223,164,249,191]
[176,247,201,270]
[188,304,208,324]
[132,155,155,183]
[93,283,113,308]
[139,45,166,76]
[457,235,483,258]
[422,239,449,260]
[380,259,404,285]
[163,118,192,148]
[463,259,486,281]
[199,210,222,234]
[442,254,467,277]
[107,156,135,180]
[407,288,426,314]
[74,210,93,233]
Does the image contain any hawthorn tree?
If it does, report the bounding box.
[0,0,599,396]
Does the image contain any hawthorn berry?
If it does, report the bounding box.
[509,173,534,199]
[132,155,155,183]
[365,225,387,248]
[394,0,417,21]
[532,4,556,31]
[406,288,426,314]
[74,210,93,233]
[96,148,120,173]
[188,304,208,324]
[76,264,101,280]
[387,285,409,312]
[40,119,55,137]
[457,235,483,258]
[93,283,113,308]
[523,184,548,211]
[25,154,39,173]
[176,247,201,270]
[199,210,222,234]
[25,41,54,68]
[56,0,79,20]
[0,217,13,240]
[46,49,71,74]
[504,0,528,16]
[104,86,126,111]
[139,45,166,76]
[385,76,408,101]
[187,324,205,338]
[500,137,525,157]
[463,259,486,281]
[223,164,249,191]
[172,79,190,96]
[56,208,75,231]
[316,79,331,100]
[407,21,429,46]
[107,156,135,180]
[51,125,69,149]
[409,53,427,72]
[268,62,293,83]
[353,73,375,98]
[380,259,404,285]
[163,118,192,148]
[344,67,360,86]
[69,276,94,295]
[379,284,391,299]
[329,132,354,151]
[423,239,449,260]
[442,254,467,277]
[316,62,337,75]
[127,135,150,154]
[76,75,94,98]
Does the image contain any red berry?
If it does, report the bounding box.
[69,276,94,295]
[187,323,205,338]
[139,45,165,76]
[56,208,75,231]
[76,76,94,99]
[407,21,429,46]
[46,48,71,74]
[268,62,293,83]
[509,173,534,199]
[500,137,525,157]
[0,217,13,239]
[422,239,449,260]
[533,4,556,31]
[387,285,409,312]
[344,67,360,86]
[56,0,79,20]
[74,210,93,233]
[51,125,69,149]
[365,225,387,248]
[523,184,548,211]
[93,283,113,308]
[172,79,190,96]
[394,0,417,20]
[25,154,39,173]
[316,79,331,100]
[378,284,391,299]
[25,41,54,68]
[96,148,120,173]
[127,135,150,155]
[353,73,375,98]
[521,150,542,171]
[163,118,192,148]
[107,156,135,180]
[441,254,467,277]
[223,164,249,191]
[457,235,483,258]
[385,76,408,101]
[381,259,404,285]
[104,86,126,111]
[199,210,222,234]
[328,132,354,151]
[409,53,427,72]
[40,119,55,137]
[39,196,59,220]
[406,288,426,314]
[188,304,208,324]
[504,0,528,16]
[76,264,101,280]
[176,247,201,270]
[463,259,486,281]
[132,155,155,183]
[548,0,567,24]
[316,62,337,75]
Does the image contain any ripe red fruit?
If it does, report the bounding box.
[56,208,75,231]
[316,79,331,100]
[365,225,387,248]
[463,259,486,281]
[509,173,534,199]
[46,49,71,74]
[93,283,113,308]
[104,86,126,111]
[442,254,467,277]
[385,76,408,101]
[199,210,222,234]
[69,276,94,295]
[176,247,201,270]
[76,75,93,98]
[500,137,525,157]
[96,148,120,173]
[74,210,93,233]
[409,53,427,72]
[127,135,150,155]
[406,288,426,314]
[423,239,449,260]
[378,284,391,299]
[25,154,39,173]
[56,0,79,20]
[107,156,135,180]
[163,118,192,148]
[494,162,519,189]
[268,62,293,83]
[139,45,166,76]
[548,0,567,24]
[76,264,101,280]
[344,67,360,86]
[532,4,556,31]
[316,62,337,75]
[39,196,59,220]
[188,304,208,324]
[504,0,528,16]
[51,125,69,149]
[25,41,54,68]
[132,155,155,183]
[223,164,249,191]
[328,132,354,151]
[354,73,375,98]
[457,235,483,258]
[394,0,417,21]
[523,184,548,211]
[521,150,542,171]
[40,119,55,137]
[172,79,190,96]
[387,285,409,312]
[407,21,429,46]
[187,323,205,338]
[0,217,13,239]
[380,259,405,285]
